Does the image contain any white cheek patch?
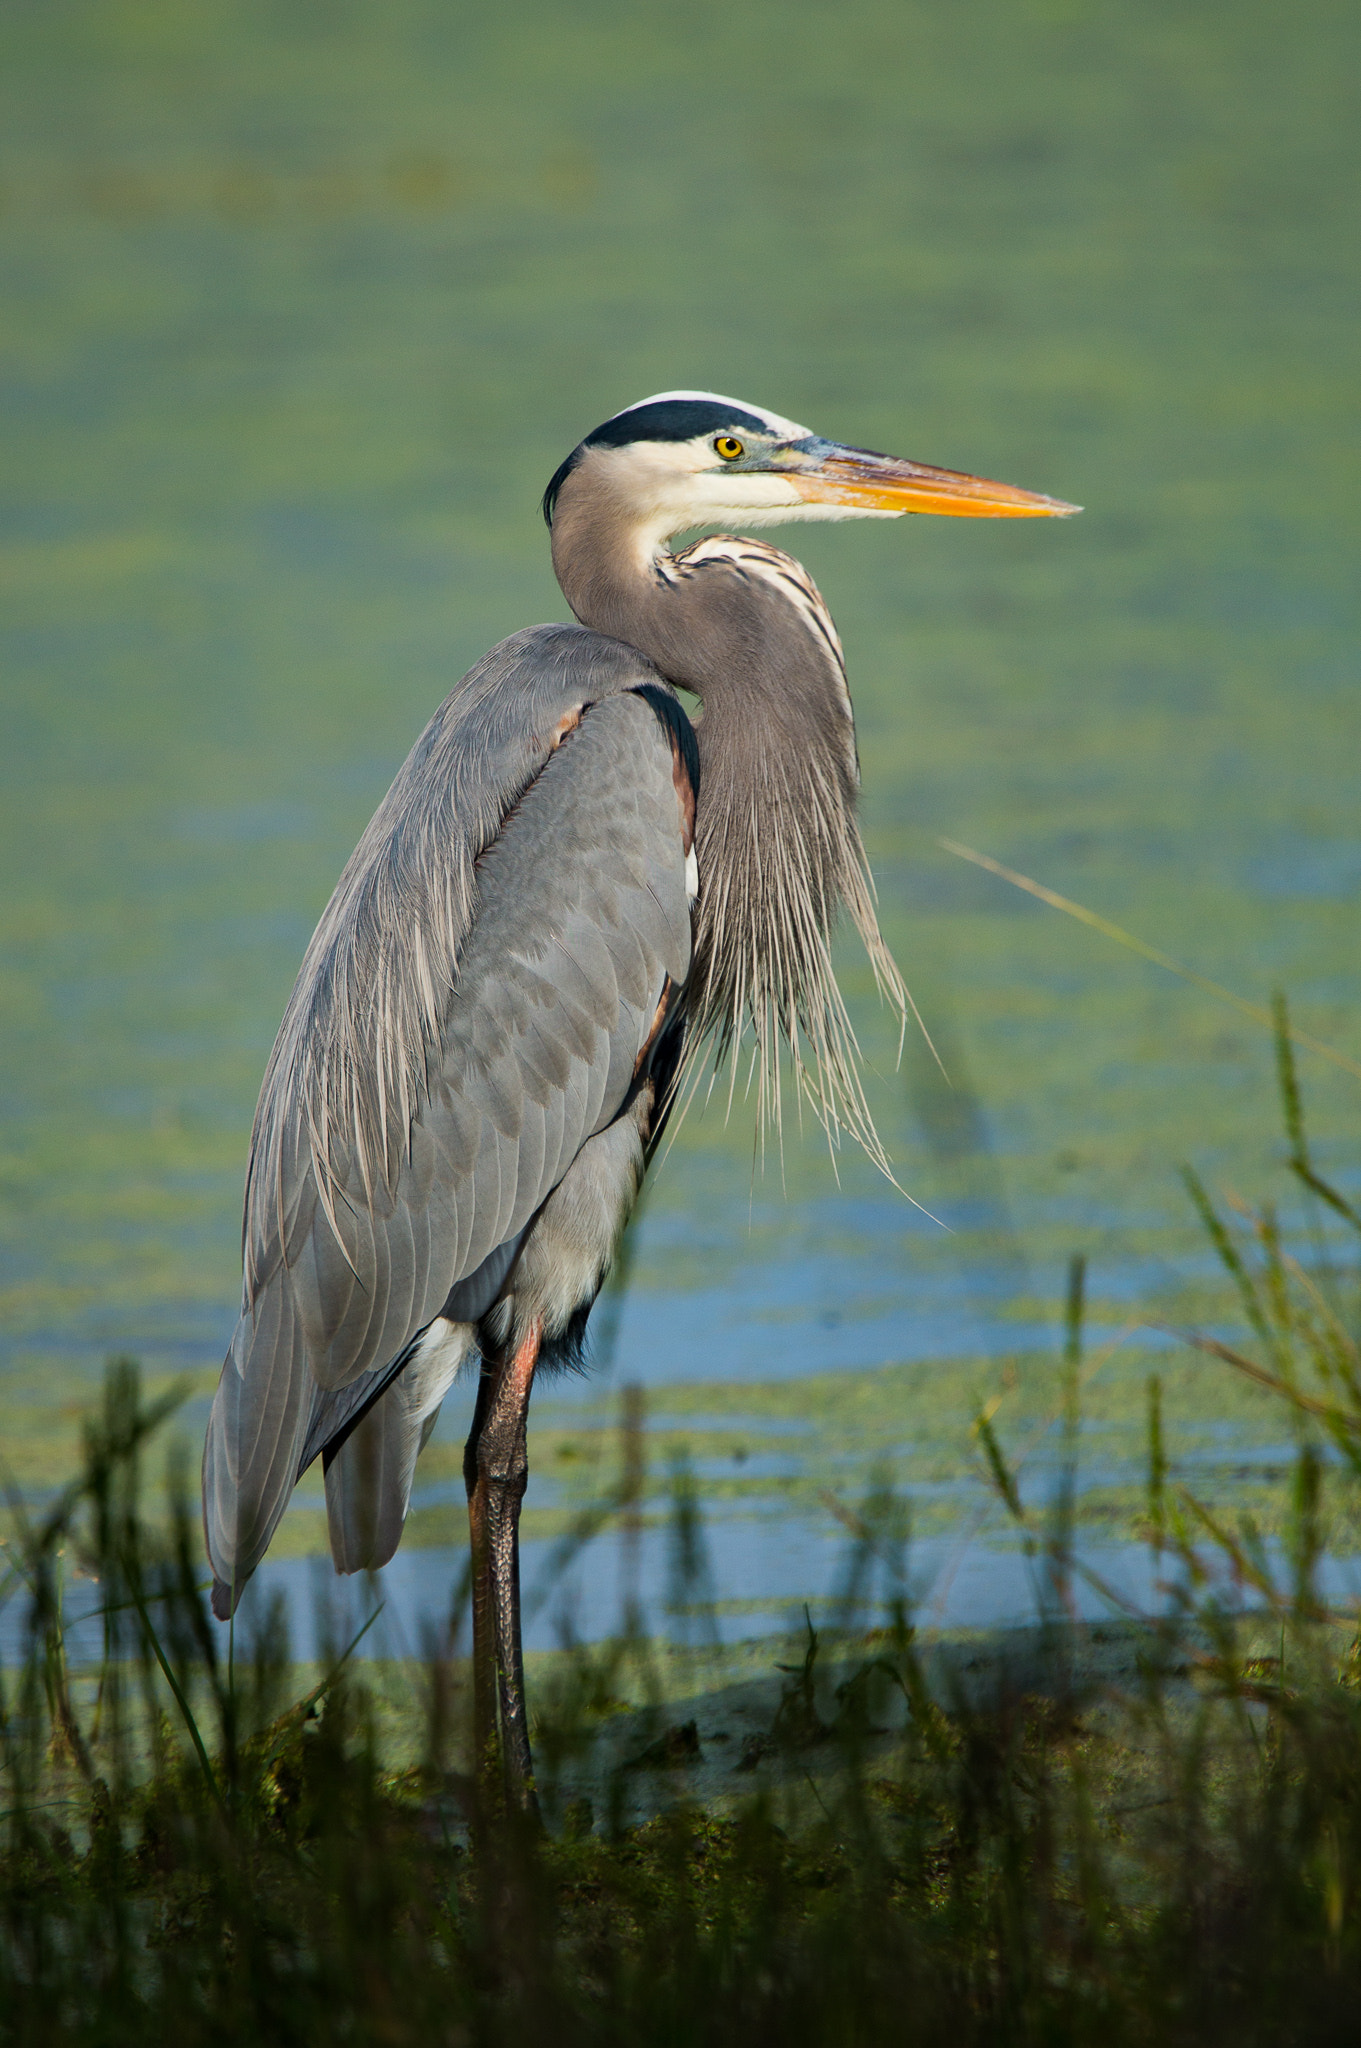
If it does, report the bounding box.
[604,439,812,556]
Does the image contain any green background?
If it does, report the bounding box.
[0,0,1357,1596]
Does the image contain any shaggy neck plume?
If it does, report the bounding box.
[550,480,908,1167]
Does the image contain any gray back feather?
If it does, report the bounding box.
[205,627,694,1610]
[245,625,655,1293]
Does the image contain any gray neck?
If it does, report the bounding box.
[550,471,838,712]
[549,468,908,1169]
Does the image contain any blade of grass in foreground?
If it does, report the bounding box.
[937,838,1361,1081]
[123,1557,225,1814]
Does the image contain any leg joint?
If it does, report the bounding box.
[476,1428,528,1493]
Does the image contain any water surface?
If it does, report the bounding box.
[1,0,1358,1605]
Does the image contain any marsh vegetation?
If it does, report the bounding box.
[4,1026,1360,2043]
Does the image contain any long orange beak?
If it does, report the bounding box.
[789,445,1080,519]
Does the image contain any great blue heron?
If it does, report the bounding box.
[202,391,1076,1804]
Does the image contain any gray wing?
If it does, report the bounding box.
[203,639,692,1612]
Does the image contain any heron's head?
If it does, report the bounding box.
[543,390,1078,560]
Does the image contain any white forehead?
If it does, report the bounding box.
[614,389,813,440]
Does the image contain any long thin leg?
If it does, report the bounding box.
[463,1366,498,1781]
[463,1321,542,1811]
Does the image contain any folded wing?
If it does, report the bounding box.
[203,634,693,1613]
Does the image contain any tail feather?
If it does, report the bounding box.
[202,1280,315,1620]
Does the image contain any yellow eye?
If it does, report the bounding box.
[714,436,744,461]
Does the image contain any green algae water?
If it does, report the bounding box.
[1,0,1358,1605]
